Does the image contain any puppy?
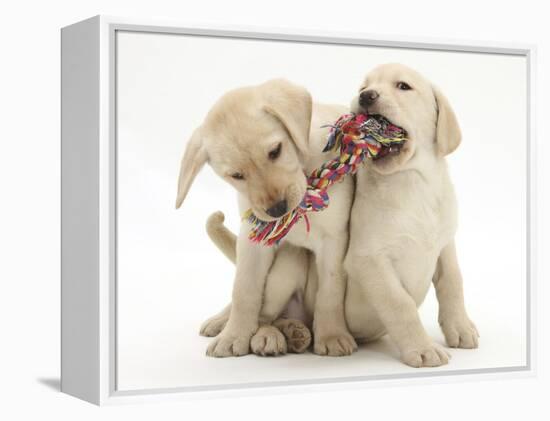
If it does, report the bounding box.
[176,79,356,357]
[207,64,479,367]
[344,63,479,367]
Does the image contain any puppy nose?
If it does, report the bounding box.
[359,89,379,107]
[265,200,288,218]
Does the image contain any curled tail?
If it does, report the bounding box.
[206,211,237,264]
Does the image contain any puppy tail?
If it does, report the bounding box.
[206,211,237,264]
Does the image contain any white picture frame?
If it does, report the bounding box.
[61,15,537,405]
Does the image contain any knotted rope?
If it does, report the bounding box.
[243,113,407,246]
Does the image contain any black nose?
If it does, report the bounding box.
[359,89,379,107]
[266,200,288,218]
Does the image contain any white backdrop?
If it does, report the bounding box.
[116,31,527,390]
[1,0,548,420]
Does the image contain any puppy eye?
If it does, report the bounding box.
[231,172,245,180]
[396,81,412,91]
[268,143,282,160]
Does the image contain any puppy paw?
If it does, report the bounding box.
[273,318,312,353]
[250,325,287,356]
[314,331,358,357]
[199,314,228,337]
[206,331,251,357]
[440,316,479,349]
[401,343,451,368]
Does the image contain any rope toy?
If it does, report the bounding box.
[244,113,407,246]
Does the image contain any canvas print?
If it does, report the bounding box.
[115,31,527,391]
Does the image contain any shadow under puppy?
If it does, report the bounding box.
[207,64,479,367]
[176,79,356,357]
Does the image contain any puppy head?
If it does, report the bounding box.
[351,63,461,174]
[175,79,311,221]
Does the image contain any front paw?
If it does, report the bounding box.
[402,343,450,368]
[206,330,252,357]
[440,316,479,349]
[314,331,358,356]
[200,314,228,337]
[250,325,287,356]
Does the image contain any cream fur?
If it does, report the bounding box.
[176,79,356,357]
[345,63,477,367]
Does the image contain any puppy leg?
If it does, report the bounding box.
[259,244,308,323]
[349,255,449,367]
[260,245,312,354]
[199,304,230,337]
[252,244,310,356]
[206,228,275,357]
[277,253,317,354]
[312,237,357,356]
[433,240,479,348]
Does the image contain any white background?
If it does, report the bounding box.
[116,31,527,391]
[0,0,548,420]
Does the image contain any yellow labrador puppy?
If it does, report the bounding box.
[344,63,478,367]
[176,79,356,357]
[207,64,479,367]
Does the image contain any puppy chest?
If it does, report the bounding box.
[283,218,321,250]
[353,178,456,254]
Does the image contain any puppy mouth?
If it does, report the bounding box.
[252,207,288,222]
[372,140,405,161]
[252,184,306,223]
[360,111,408,162]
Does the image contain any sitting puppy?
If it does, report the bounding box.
[207,64,479,367]
[344,63,479,367]
[176,79,356,357]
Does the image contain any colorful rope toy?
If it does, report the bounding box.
[244,113,407,246]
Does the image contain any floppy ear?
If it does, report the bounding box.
[262,79,312,156]
[433,85,462,156]
[175,127,208,209]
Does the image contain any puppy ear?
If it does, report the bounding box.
[433,85,461,156]
[262,79,312,156]
[175,127,208,209]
